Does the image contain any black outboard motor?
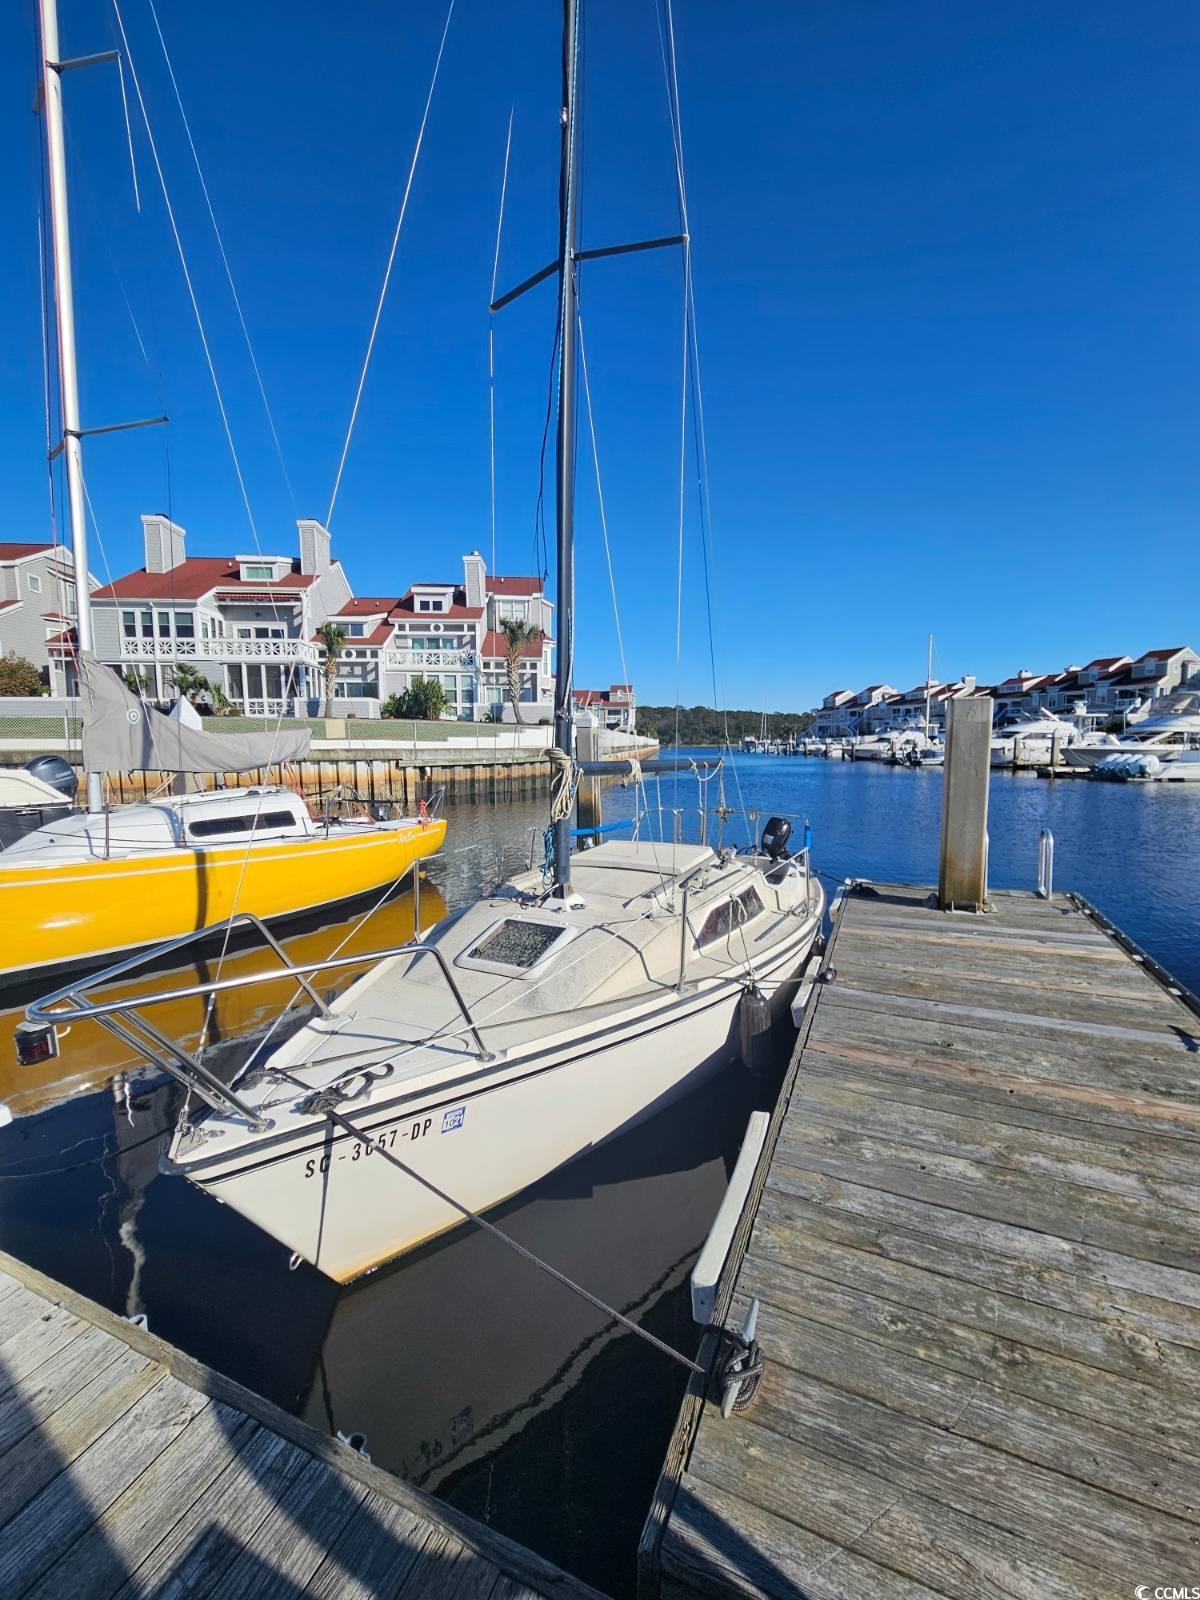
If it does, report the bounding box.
[0,755,79,852]
[24,754,78,801]
[760,816,792,861]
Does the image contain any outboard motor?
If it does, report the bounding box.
[760,816,792,861]
[24,754,78,801]
[0,754,79,851]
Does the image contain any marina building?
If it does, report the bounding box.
[0,541,98,685]
[43,518,560,721]
[326,555,555,722]
[571,684,636,733]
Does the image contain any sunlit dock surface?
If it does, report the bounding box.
[644,883,1200,1599]
[0,1249,605,1600]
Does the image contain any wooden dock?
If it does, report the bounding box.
[0,1248,605,1600]
[642,883,1200,1599]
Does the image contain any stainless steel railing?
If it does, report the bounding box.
[17,868,491,1127]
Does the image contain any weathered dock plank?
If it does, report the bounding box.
[643,884,1200,1600]
[0,1249,608,1600]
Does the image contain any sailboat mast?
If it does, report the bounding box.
[37,0,101,811]
[924,632,933,741]
[551,0,581,894]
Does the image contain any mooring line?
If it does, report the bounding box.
[319,1105,706,1377]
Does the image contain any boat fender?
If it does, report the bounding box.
[738,985,772,1072]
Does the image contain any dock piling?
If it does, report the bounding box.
[937,696,993,910]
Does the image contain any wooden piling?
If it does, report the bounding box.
[938,695,993,911]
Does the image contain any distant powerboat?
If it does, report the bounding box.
[1062,709,1200,772]
[990,710,1085,767]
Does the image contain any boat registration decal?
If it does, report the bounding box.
[442,1105,466,1133]
[302,1114,440,1178]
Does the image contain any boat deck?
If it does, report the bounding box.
[0,1248,604,1600]
[643,883,1200,1599]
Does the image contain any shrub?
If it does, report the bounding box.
[0,654,47,696]
[384,676,448,720]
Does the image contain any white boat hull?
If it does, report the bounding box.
[180,913,820,1282]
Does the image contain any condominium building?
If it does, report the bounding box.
[571,684,636,733]
[0,541,98,683]
[815,646,1200,732]
[323,554,555,721]
[44,518,558,721]
[49,516,349,710]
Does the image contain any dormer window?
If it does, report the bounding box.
[236,554,290,583]
[417,598,442,612]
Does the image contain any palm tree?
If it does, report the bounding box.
[316,621,349,718]
[499,619,542,725]
[169,662,213,706]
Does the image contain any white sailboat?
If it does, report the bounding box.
[22,0,825,1283]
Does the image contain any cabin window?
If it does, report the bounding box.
[697,887,765,949]
[187,809,297,839]
[465,919,566,971]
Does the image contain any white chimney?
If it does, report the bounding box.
[297,519,331,576]
[463,550,486,609]
[142,514,186,573]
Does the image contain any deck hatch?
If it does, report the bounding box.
[467,919,564,969]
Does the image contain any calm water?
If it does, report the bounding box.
[0,755,1195,1596]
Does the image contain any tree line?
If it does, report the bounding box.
[636,704,816,746]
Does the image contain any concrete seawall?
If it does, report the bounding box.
[0,724,659,807]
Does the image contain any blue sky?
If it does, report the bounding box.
[1,0,1197,708]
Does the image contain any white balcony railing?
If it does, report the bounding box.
[119,637,319,666]
[383,648,476,670]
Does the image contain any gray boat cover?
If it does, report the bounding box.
[79,654,310,773]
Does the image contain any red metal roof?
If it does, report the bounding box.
[0,542,53,561]
[93,557,320,602]
[489,575,543,596]
[481,629,543,659]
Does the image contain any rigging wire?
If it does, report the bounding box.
[325,0,457,529]
[488,109,514,578]
[110,0,262,551]
[576,309,663,866]
[143,0,297,516]
[655,0,753,845]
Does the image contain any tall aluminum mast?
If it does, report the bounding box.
[551,0,581,895]
[37,0,102,811]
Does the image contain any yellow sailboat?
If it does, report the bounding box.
[0,882,448,1116]
[17,15,446,995]
[1,658,445,986]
